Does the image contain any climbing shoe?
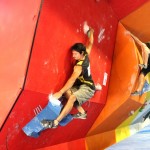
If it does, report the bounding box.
[41,120,58,129]
[131,91,141,96]
[72,111,87,119]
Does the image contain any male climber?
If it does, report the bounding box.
[128,31,150,96]
[41,27,96,128]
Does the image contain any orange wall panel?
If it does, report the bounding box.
[86,130,116,150]
[121,1,150,42]
[87,23,144,136]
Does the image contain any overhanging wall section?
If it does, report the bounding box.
[0,0,42,129]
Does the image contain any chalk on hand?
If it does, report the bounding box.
[48,94,61,106]
[83,21,90,35]
[95,83,102,91]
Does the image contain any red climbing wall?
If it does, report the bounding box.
[0,0,118,149]
[1,0,148,150]
[0,0,41,129]
[108,0,148,19]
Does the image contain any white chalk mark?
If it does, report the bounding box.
[95,83,102,90]
[76,29,79,33]
[48,94,61,106]
[103,72,108,86]
[37,107,41,113]
[44,60,49,65]
[107,36,110,40]
[98,28,105,43]
[33,105,43,115]
[33,109,36,115]
[39,105,42,111]
[83,21,90,34]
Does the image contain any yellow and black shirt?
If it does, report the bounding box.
[74,54,95,90]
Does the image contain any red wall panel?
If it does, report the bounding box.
[37,138,86,150]
[0,90,103,149]
[0,0,41,128]
[25,0,118,105]
[108,0,148,20]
